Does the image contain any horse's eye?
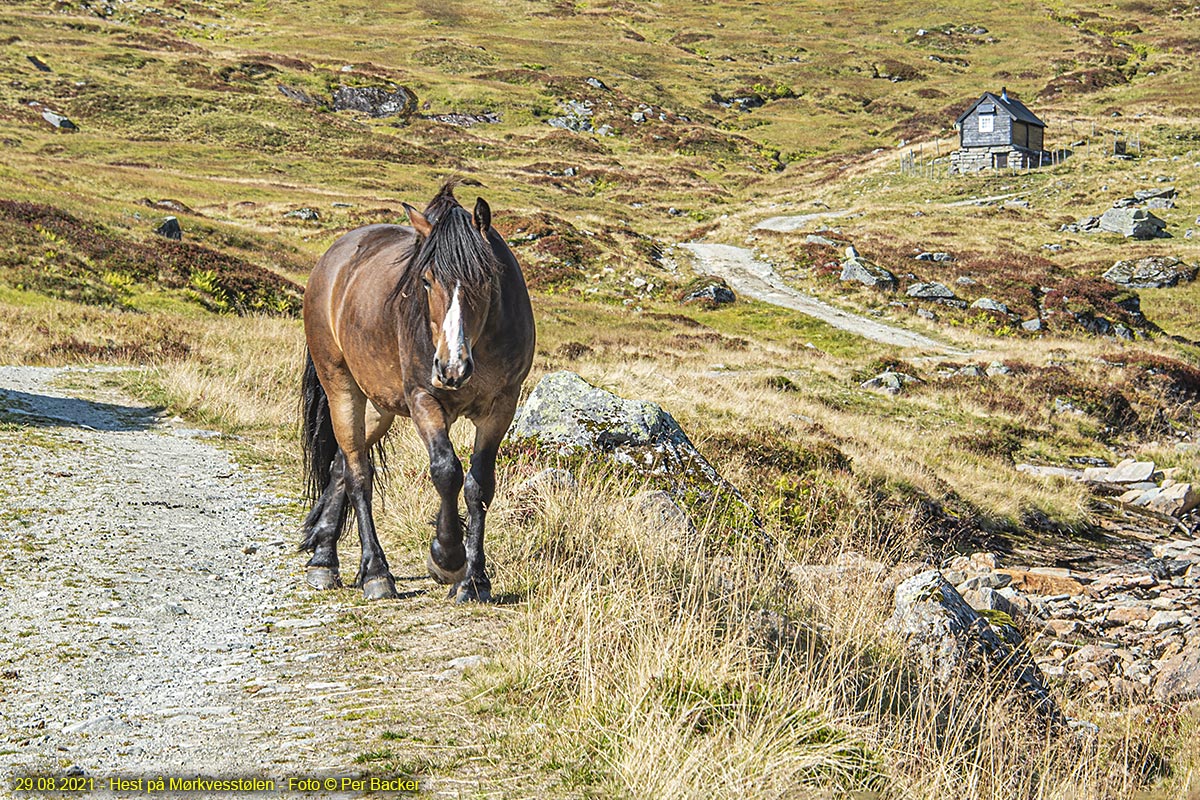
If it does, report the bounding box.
[421,278,431,291]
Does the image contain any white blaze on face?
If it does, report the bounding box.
[441,281,468,369]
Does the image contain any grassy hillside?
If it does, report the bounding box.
[2,0,1200,797]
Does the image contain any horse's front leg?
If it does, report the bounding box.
[458,396,520,603]
[411,392,467,587]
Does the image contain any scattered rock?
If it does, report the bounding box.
[1098,207,1167,239]
[1125,482,1199,517]
[1132,186,1176,204]
[914,252,955,262]
[806,234,841,248]
[985,361,1012,377]
[277,84,320,106]
[154,217,182,241]
[42,109,77,131]
[860,371,920,395]
[139,198,196,215]
[1021,318,1043,332]
[425,112,500,127]
[840,256,897,290]
[1103,256,1196,289]
[682,282,735,305]
[1015,464,1085,481]
[1061,216,1100,234]
[1154,642,1200,702]
[1083,459,1156,485]
[970,297,1009,314]
[889,570,1065,724]
[906,282,956,300]
[332,84,417,119]
[996,569,1085,597]
[284,208,320,222]
[547,99,608,134]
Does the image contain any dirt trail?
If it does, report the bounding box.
[0,367,505,797]
[680,242,969,354]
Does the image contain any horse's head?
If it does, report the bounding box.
[404,196,497,391]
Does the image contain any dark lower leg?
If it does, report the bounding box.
[459,447,497,601]
[345,454,396,598]
[427,436,466,581]
[302,453,347,587]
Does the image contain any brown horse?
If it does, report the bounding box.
[300,181,535,602]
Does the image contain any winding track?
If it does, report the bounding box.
[680,241,968,355]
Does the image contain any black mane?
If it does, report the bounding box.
[388,181,498,310]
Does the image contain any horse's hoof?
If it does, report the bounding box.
[362,574,398,601]
[453,578,492,604]
[306,567,342,590]
[426,553,467,586]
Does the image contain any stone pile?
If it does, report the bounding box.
[1017,459,1199,519]
[933,544,1200,703]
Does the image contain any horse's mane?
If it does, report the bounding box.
[388,180,499,312]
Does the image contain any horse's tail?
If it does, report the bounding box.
[300,350,347,550]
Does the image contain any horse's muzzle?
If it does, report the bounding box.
[432,356,473,390]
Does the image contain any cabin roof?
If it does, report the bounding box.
[955,92,1045,128]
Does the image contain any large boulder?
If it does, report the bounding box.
[889,570,1066,725]
[332,85,417,119]
[1098,207,1167,239]
[508,372,756,519]
[1103,256,1196,288]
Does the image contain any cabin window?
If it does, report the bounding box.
[978,113,994,133]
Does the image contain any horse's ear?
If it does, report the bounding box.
[403,203,432,238]
[473,197,491,234]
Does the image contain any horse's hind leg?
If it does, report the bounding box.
[302,450,348,589]
[328,382,398,600]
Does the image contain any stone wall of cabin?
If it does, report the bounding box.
[950,146,1047,174]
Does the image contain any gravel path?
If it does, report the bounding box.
[751,209,854,233]
[680,242,967,354]
[0,367,505,797]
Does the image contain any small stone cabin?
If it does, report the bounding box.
[950,89,1047,174]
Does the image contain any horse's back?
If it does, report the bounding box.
[310,224,416,287]
[304,224,418,392]
[306,222,415,318]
